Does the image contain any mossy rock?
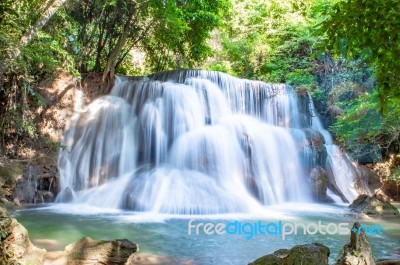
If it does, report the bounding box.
[249,243,329,265]
[349,194,400,217]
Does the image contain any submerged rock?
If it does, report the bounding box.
[249,243,330,265]
[48,237,138,265]
[126,253,194,265]
[349,194,399,218]
[35,190,55,203]
[376,260,400,265]
[335,222,375,265]
[376,247,400,265]
[56,187,74,203]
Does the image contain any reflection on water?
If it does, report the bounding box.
[14,203,400,264]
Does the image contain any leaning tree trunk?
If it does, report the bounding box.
[102,0,136,92]
[0,0,67,78]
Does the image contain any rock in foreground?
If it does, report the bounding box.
[0,207,46,264]
[48,237,138,265]
[335,222,374,265]
[249,243,330,265]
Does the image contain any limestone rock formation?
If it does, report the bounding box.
[335,222,375,265]
[0,207,46,264]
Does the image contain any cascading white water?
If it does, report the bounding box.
[309,97,358,203]
[56,70,356,214]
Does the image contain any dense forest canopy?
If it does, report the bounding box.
[0,0,399,178]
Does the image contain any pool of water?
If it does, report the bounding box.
[14,203,400,264]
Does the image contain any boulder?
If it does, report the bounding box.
[56,187,74,202]
[0,207,46,264]
[302,129,327,169]
[48,237,138,265]
[249,243,330,265]
[35,190,55,203]
[349,194,399,218]
[354,165,382,196]
[335,222,374,265]
[309,167,329,202]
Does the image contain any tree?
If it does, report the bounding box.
[317,0,400,159]
[67,0,228,85]
[0,0,67,77]
[389,166,400,201]
[102,0,137,88]
[318,0,400,108]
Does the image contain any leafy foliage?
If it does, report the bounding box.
[317,0,400,159]
[67,0,228,74]
[0,0,76,148]
[390,167,400,184]
[0,0,399,164]
[318,0,400,108]
[204,0,329,91]
[0,0,227,152]
[327,79,400,158]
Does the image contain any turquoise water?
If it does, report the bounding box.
[14,203,400,264]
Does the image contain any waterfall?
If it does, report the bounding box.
[56,70,356,214]
[309,97,358,203]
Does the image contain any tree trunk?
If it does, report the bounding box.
[0,0,67,78]
[102,0,136,91]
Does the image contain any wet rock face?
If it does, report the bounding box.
[349,194,399,218]
[354,165,382,196]
[57,186,74,203]
[335,222,375,265]
[302,128,327,169]
[296,89,312,128]
[249,243,330,265]
[309,167,328,202]
[13,163,58,204]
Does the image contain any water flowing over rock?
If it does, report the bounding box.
[309,96,359,203]
[57,70,361,213]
